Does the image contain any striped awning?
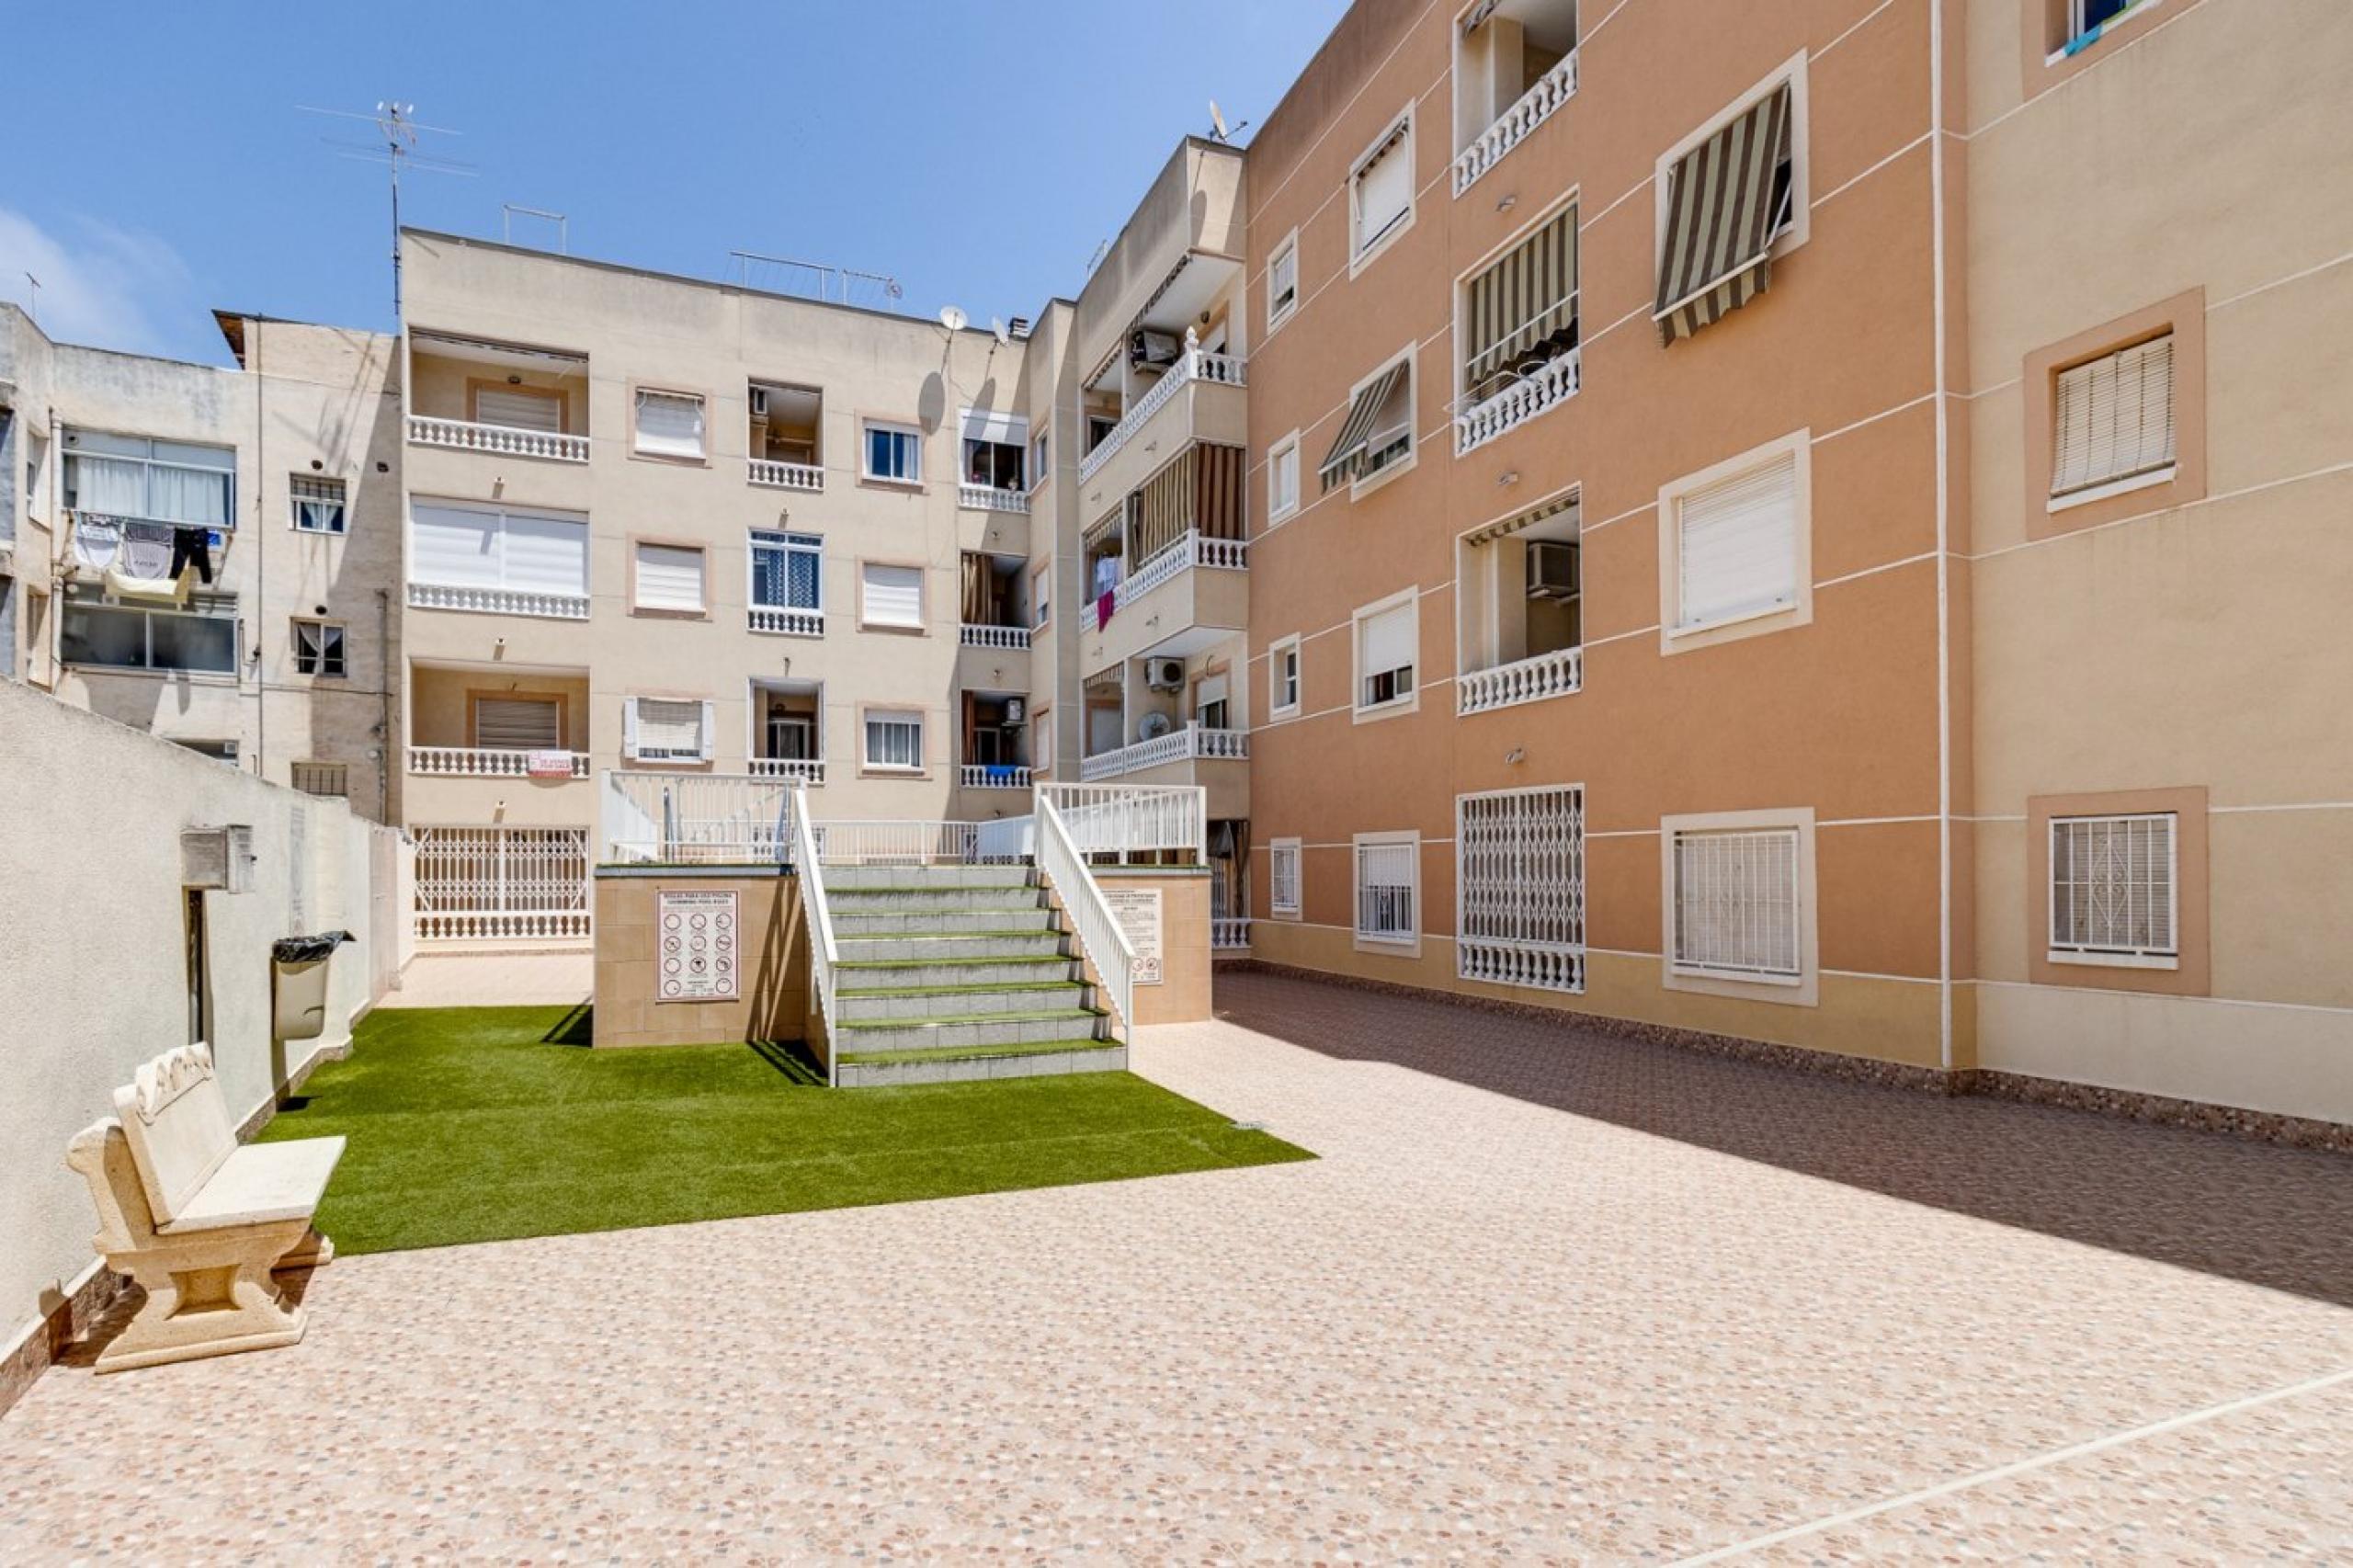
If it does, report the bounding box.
[1464,204,1579,391]
[1654,85,1794,345]
[1319,360,1410,491]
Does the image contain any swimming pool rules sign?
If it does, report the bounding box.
[1104,886,1164,985]
[657,889,740,1003]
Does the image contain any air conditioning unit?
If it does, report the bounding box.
[1146,657,1187,691]
[748,386,769,417]
[181,824,256,894]
[1130,329,1181,369]
[1002,698,1028,726]
[1527,540,1580,601]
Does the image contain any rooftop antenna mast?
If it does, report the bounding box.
[301,100,473,318]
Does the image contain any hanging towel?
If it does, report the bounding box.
[104,562,190,607]
[118,519,176,581]
[72,515,122,572]
[168,526,215,585]
[1096,589,1116,628]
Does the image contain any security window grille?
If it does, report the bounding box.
[2052,334,2175,499]
[1672,826,1802,981]
[750,530,823,610]
[412,826,590,940]
[474,696,562,751]
[1457,786,1586,993]
[1269,240,1300,324]
[1358,599,1415,710]
[633,542,706,612]
[290,474,347,534]
[634,391,706,459]
[292,761,348,799]
[865,711,924,771]
[293,619,347,677]
[1676,449,1798,631]
[627,698,710,763]
[1355,837,1416,943]
[2050,812,2177,965]
[1352,121,1413,259]
[63,430,235,529]
[59,585,237,674]
[1269,840,1302,916]
[864,422,922,483]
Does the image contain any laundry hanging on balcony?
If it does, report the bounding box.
[1654,84,1794,344]
[71,514,122,571]
[1318,360,1410,492]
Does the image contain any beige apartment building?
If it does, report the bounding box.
[1233,0,2353,1128]
[0,304,402,818]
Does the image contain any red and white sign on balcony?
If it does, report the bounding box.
[527,749,576,778]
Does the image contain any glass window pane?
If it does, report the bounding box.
[150,610,237,673]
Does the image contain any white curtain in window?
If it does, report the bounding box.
[635,391,706,458]
[634,543,704,610]
[862,562,924,628]
[502,511,590,597]
[69,455,147,515]
[865,713,923,769]
[148,464,232,528]
[1677,451,1797,629]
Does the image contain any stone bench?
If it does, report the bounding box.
[65,1042,345,1373]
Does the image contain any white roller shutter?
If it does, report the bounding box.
[475,388,563,432]
[1359,600,1415,681]
[475,697,562,751]
[862,562,924,629]
[2052,335,2174,497]
[502,511,590,597]
[634,543,704,611]
[959,407,1029,448]
[1677,451,1798,630]
[635,391,706,458]
[409,503,502,587]
[1355,131,1413,253]
[630,697,708,761]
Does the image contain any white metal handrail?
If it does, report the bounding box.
[790,787,842,1087]
[1078,724,1247,782]
[408,745,589,778]
[960,622,1031,650]
[749,606,824,637]
[601,771,794,863]
[407,415,589,463]
[1456,347,1580,456]
[747,458,824,491]
[1457,646,1582,715]
[1036,792,1136,1042]
[1037,782,1206,858]
[1076,341,1248,483]
[958,483,1029,514]
[1453,49,1579,196]
[809,820,984,865]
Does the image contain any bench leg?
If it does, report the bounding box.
[275,1228,335,1271]
[93,1226,313,1374]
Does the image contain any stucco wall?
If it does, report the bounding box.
[590,869,807,1049]
[0,679,405,1373]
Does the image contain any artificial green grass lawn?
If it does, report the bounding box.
[258,1006,1313,1255]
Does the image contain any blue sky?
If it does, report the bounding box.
[0,1,1349,366]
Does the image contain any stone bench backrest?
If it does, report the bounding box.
[112,1042,237,1228]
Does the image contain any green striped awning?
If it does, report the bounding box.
[1464,204,1579,392]
[1654,85,1793,345]
[1318,360,1410,491]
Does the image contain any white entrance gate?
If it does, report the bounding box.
[414,825,591,941]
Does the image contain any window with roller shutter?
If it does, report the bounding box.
[473,696,563,751]
[1354,594,1416,713]
[860,562,925,630]
[408,499,589,610]
[624,697,712,763]
[472,386,563,433]
[1349,110,1415,267]
[633,541,705,613]
[1353,833,1417,945]
[2051,335,2175,502]
[633,390,706,460]
[1657,432,1812,650]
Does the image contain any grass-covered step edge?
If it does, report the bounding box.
[835,954,1072,970]
[835,1007,1108,1031]
[835,1037,1123,1066]
[836,980,1086,999]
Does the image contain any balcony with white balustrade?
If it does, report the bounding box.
[403,662,593,827]
[749,757,825,786]
[1457,645,1582,715]
[1074,336,1248,514]
[1079,724,1249,817]
[406,331,592,466]
[747,458,824,493]
[1079,529,1249,671]
[1451,0,1581,196]
[1455,347,1580,457]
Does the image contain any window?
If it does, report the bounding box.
[2052,334,2175,504]
[1354,833,1417,946]
[1267,432,1301,522]
[1654,62,1803,344]
[624,697,713,764]
[860,562,925,630]
[1350,110,1415,268]
[1196,674,1231,732]
[1268,233,1300,328]
[961,409,1029,492]
[1269,838,1302,917]
[290,474,347,534]
[864,710,924,772]
[1269,635,1301,716]
[1086,414,1118,453]
[1319,353,1415,494]
[408,500,590,613]
[472,385,563,432]
[292,761,348,799]
[59,585,236,674]
[292,619,347,677]
[1461,200,1579,407]
[1457,785,1586,993]
[1660,433,1810,648]
[633,541,707,613]
[2049,812,2177,967]
[62,430,234,529]
[863,421,922,483]
[475,695,563,751]
[1029,430,1051,489]
[2066,0,2138,48]
[633,390,706,460]
[1670,826,1802,983]
[1354,593,1416,715]
[750,530,823,610]
[1031,562,1051,627]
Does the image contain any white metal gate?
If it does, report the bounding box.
[1456,784,1586,992]
[414,825,591,941]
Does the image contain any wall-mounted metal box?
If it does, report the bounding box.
[180,824,256,893]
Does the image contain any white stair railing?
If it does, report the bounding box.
[1037,782,1206,858]
[790,787,842,1087]
[1036,792,1136,1043]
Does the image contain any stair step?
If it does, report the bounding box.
[836,980,1091,1022]
[829,886,1045,915]
[834,956,1080,989]
[835,1041,1129,1087]
[833,931,1071,963]
[822,865,1035,892]
[830,907,1060,937]
[833,1009,1108,1056]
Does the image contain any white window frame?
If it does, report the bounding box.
[58,585,239,676]
[1267,230,1302,331]
[1652,53,1811,293]
[1268,836,1302,918]
[863,710,926,774]
[1659,807,1818,1007]
[1267,429,1302,525]
[2047,812,2180,969]
[291,618,347,678]
[1268,633,1302,719]
[406,497,592,608]
[1349,347,1418,498]
[1029,429,1051,492]
[631,540,708,614]
[632,388,708,460]
[1352,586,1419,722]
[1352,830,1420,953]
[61,429,237,531]
[1656,429,1812,653]
[1348,105,1418,278]
[290,473,347,534]
[748,529,824,612]
[862,419,923,484]
[859,561,926,631]
[623,696,715,765]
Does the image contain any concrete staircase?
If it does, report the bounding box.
[824,864,1125,1087]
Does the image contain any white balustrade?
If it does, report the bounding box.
[958,483,1029,514]
[750,758,825,785]
[1078,725,1248,782]
[408,746,589,778]
[1037,783,1207,858]
[1453,50,1579,196]
[747,458,824,492]
[1457,938,1584,993]
[1455,347,1581,456]
[807,820,983,866]
[960,622,1031,651]
[1080,530,1248,635]
[1456,646,1583,715]
[1212,918,1253,950]
[406,581,590,619]
[1036,793,1135,1041]
[1076,342,1248,483]
[749,606,824,637]
[600,771,796,863]
[961,765,1034,790]
[406,415,589,463]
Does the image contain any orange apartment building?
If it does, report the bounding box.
[1236,0,2353,1132]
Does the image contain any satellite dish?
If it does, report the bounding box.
[938,304,969,333]
[990,317,1011,348]
[1209,100,1229,142]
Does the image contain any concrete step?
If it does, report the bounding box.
[829,885,1047,915]
[834,955,1081,990]
[821,864,1036,892]
[835,980,1092,1024]
[830,906,1060,937]
[835,1041,1129,1087]
[832,1008,1108,1057]
[833,931,1072,963]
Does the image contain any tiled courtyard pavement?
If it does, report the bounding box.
[4,970,2347,1561]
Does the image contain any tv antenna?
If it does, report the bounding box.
[20,273,38,325]
[1207,100,1250,144]
[502,204,569,254]
[1085,238,1110,273]
[301,100,473,317]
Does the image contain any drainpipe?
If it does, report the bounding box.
[251,317,267,780]
[377,585,392,824]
